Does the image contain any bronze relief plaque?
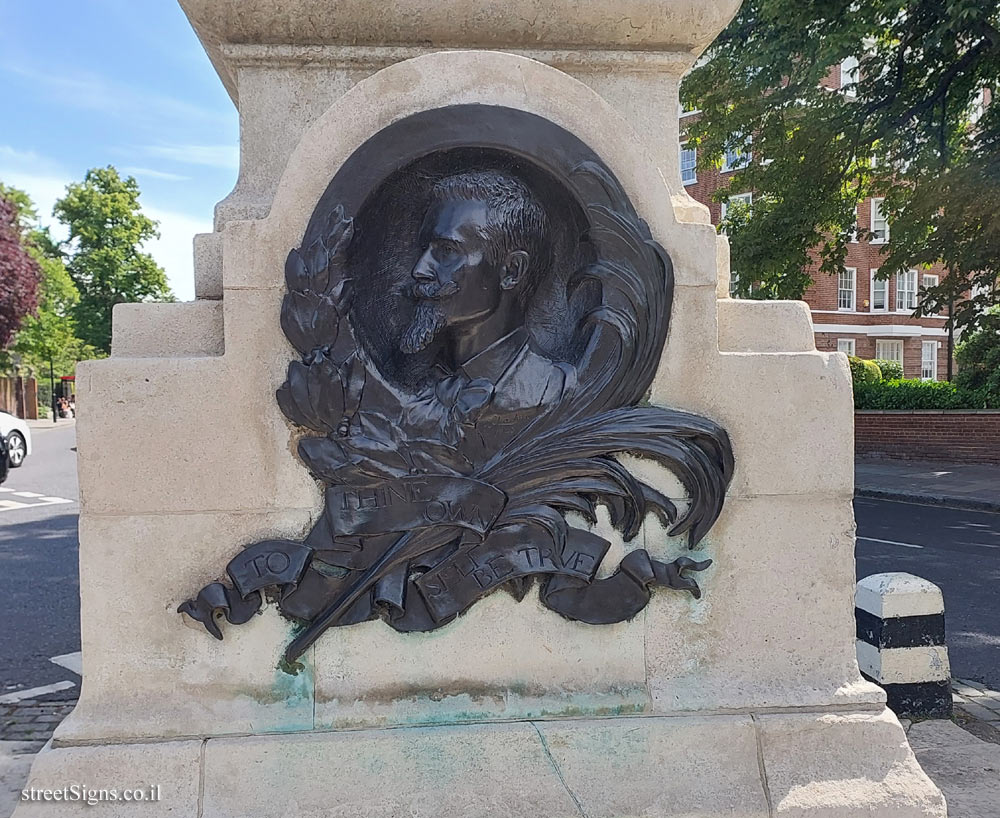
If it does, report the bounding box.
[180,106,734,661]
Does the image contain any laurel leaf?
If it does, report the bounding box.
[311,294,341,348]
[298,436,353,482]
[286,360,330,431]
[284,249,309,292]
[306,351,346,429]
[303,239,330,292]
[327,209,355,263]
[280,291,318,355]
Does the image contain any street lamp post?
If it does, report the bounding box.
[50,358,57,424]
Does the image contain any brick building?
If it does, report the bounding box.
[680,60,957,380]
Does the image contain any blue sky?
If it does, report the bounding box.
[0,0,239,300]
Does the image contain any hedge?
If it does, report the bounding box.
[853,378,998,410]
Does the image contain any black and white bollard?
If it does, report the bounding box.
[855,572,952,719]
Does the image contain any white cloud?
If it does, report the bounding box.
[142,143,239,171]
[0,146,205,301]
[1,64,231,128]
[120,166,190,182]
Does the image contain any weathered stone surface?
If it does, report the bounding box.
[201,722,583,818]
[12,740,201,817]
[718,300,817,353]
[54,511,317,744]
[202,716,770,818]
[179,0,743,104]
[110,301,223,357]
[643,494,883,712]
[537,716,769,817]
[193,231,224,299]
[313,590,646,730]
[758,709,947,817]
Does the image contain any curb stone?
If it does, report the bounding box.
[855,488,1000,514]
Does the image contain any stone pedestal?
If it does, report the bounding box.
[15,2,945,816]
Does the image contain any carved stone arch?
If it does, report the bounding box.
[256,51,700,293]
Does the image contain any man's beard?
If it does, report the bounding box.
[400,280,458,354]
[400,300,448,354]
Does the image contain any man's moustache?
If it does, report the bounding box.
[410,280,459,301]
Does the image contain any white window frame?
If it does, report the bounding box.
[921,341,939,381]
[722,134,752,172]
[870,269,888,312]
[896,269,918,313]
[838,267,857,311]
[875,339,904,365]
[680,144,697,186]
[921,273,940,314]
[721,192,753,221]
[871,198,889,243]
[840,56,859,98]
[849,205,859,242]
[837,338,856,356]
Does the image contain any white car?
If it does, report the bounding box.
[0,411,31,468]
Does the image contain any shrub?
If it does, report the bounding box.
[847,356,882,385]
[854,378,969,410]
[873,358,903,381]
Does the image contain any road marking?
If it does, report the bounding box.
[0,680,76,704]
[50,652,82,676]
[0,493,74,512]
[857,536,924,550]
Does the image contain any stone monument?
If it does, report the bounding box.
[15,1,946,815]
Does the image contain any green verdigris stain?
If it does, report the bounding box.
[277,656,305,676]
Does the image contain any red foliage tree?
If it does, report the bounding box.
[0,193,41,348]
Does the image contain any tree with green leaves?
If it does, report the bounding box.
[682,0,999,333]
[54,166,173,354]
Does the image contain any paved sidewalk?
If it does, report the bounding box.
[856,458,1000,512]
[24,418,74,432]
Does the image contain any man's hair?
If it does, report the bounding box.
[429,170,551,308]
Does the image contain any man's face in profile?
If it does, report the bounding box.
[401,198,509,354]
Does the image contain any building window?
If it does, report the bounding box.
[721,193,753,220]
[681,145,697,185]
[838,267,857,311]
[871,198,889,243]
[870,269,888,311]
[922,274,939,289]
[840,56,859,98]
[722,134,751,171]
[875,339,904,365]
[921,341,938,381]
[897,269,918,312]
[849,205,859,242]
[837,338,856,356]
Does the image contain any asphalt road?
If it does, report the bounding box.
[855,496,1000,690]
[0,421,80,697]
[0,429,998,696]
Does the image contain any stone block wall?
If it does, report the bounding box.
[856,410,1000,463]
